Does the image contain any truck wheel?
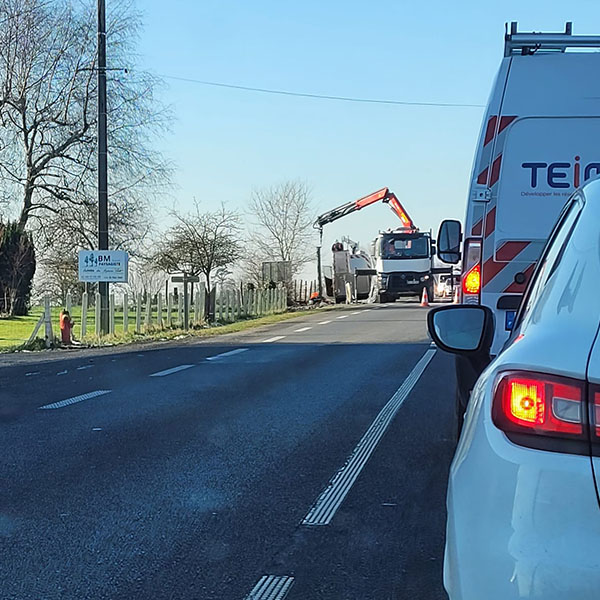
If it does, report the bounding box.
[378,294,389,304]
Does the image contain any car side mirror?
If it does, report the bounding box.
[427,305,494,373]
[437,219,462,264]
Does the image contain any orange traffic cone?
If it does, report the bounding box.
[453,288,460,304]
[420,287,430,307]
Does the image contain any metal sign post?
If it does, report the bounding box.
[171,274,200,330]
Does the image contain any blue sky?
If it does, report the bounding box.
[134,0,600,261]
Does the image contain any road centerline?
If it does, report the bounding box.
[302,347,436,526]
[205,348,248,361]
[39,390,112,410]
[261,336,286,343]
[149,364,195,377]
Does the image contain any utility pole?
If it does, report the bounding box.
[316,227,323,298]
[97,0,109,334]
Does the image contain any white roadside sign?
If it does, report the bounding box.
[78,250,129,282]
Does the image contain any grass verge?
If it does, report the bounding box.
[2,305,340,353]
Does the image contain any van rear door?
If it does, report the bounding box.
[487,117,600,293]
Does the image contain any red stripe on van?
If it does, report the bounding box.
[484,207,496,238]
[484,116,498,146]
[498,115,517,133]
[471,220,483,236]
[482,257,506,287]
[482,242,530,288]
[495,241,530,262]
[503,262,536,293]
[489,155,502,186]
[477,167,489,185]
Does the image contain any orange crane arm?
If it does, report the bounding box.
[314,187,415,230]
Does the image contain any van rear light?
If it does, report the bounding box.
[462,263,481,295]
[461,239,482,301]
[492,371,584,438]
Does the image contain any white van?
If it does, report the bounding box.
[437,23,600,431]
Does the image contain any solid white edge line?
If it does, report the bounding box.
[302,348,436,525]
[39,390,112,410]
[261,335,285,343]
[205,348,248,361]
[149,364,195,377]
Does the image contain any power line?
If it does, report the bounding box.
[160,74,485,108]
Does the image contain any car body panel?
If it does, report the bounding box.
[445,179,600,599]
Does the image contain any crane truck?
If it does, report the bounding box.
[314,188,436,303]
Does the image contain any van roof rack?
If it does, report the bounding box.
[504,22,600,56]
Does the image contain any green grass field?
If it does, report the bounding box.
[0,304,195,349]
[0,299,298,351]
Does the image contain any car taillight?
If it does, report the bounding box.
[461,239,481,302]
[591,386,600,439]
[492,371,584,438]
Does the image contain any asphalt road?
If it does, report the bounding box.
[0,300,456,600]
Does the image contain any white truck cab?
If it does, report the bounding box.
[372,228,434,303]
[436,22,600,427]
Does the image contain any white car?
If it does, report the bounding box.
[428,178,600,599]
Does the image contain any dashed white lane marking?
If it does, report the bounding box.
[77,365,94,371]
[25,372,40,377]
[57,370,68,376]
[351,311,361,315]
[294,327,312,332]
[261,336,285,343]
[150,364,194,377]
[336,315,349,319]
[39,390,112,410]
[245,575,294,599]
[206,348,248,361]
[303,348,436,526]
[318,320,332,325]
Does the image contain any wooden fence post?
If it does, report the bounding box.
[157,293,163,329]
[178,293,183,327]
[123,293,129,333]
[44,295,53,347]
[136,293,142,334]
[95,292,101,336]
[167,293,173,327]
[145,292,152,330]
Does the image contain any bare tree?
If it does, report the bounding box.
[0,0,171,250]
[153,204,242,291]
[34,250,83,305]
[122,256,166,297]
[247,181,315,281]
